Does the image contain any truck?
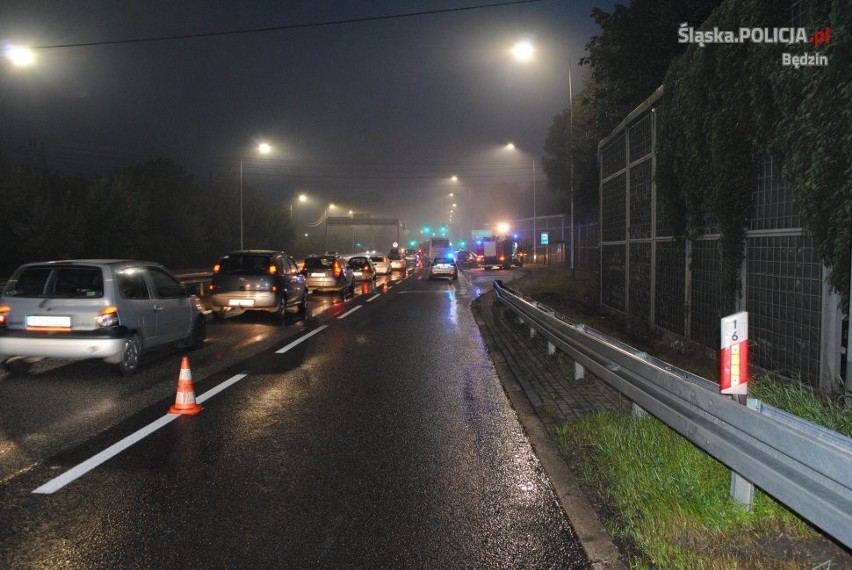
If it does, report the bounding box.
[474,237,520,270]
[428,237,453,261]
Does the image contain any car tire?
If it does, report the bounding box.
[115,334,141,377]
[297,292,309,318]
[188,315,206,349]
[275,295,289,324]
[2,358,32,376]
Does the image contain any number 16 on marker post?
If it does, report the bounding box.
[720,312,748,395]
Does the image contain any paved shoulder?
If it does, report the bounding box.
[472,291,627,570]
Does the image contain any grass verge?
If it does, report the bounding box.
[504,266,851,568]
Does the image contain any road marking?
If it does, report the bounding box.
[366,294,381,303]
[33,414,179,494]
[31,371,252,495]
[337,305,363,319]
[32,325,334,494]
[275,325,328,354]
[195,373,248,404]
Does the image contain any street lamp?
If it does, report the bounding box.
[506,143,537,262]
[323,203,336,252]
[289,193,307,220]
[4,45,35,67]
[512,40,575,274]
[240,142,272,250]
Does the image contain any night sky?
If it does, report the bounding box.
[1,0,614,234]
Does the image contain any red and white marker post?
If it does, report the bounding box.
[721,311,749,401]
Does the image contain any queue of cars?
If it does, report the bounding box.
[0,247,463,376]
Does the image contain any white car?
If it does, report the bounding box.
[370,256,391,275]
[388,252,406,272]
[428,257,458,280]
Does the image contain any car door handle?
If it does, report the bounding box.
[153,304,164,311]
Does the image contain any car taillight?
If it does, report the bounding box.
[499,256,505,262]
[208,283,216,292]
[268,264,277,274]
[213,263,221,273]
[95,306,120,328]
[333,261,342,278]
[0,305,9,326]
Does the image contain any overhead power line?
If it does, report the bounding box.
[33,0,546,50]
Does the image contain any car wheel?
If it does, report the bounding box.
[298,291,309,318]
[2,358,32,376]
[275,295,288,324]
[188,315,206,349]
[115,334,141,377]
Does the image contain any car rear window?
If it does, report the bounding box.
[218,254,274,275]
[303,258,332,270]
[434,258,453,265]
[348,257,369,267]
[370,257,386,263]
[5,266,104,298]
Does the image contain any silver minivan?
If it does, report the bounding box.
[0,260,206,376]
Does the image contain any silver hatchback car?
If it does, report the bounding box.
[301,254,354,298]
[0,260,206,376]
[208,250,308,322]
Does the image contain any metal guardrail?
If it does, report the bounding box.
[492,280,852,549]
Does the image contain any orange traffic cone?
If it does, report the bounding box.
[169,355,203,415]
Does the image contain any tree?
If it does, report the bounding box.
[542,0,722,222]
[580,0,722,135]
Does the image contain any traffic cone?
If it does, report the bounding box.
[169,355,203,415]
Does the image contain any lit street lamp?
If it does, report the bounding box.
[506,143,538,262]
[3,45,35,67]
[289,193,307,220]
[511,40,575,274]
[240,142,272,250]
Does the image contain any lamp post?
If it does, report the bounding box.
[323,203,336,252]
[239,142,272,250]
[289,193,307,220]
[506,143,537,262]
[511,40,575,275]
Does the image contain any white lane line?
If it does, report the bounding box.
[32,370,254,495]
[34,325,333,494]
[33,413,179,494]
[337,305,363,319]
[195,373,248,404]
[366,294,381,303]
[275,325,328,354]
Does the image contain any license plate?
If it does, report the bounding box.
[311,272,325,278]
[353,271,363,276]
[26,315,71,328]
[228,299,255,307]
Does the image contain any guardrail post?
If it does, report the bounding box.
[547,341,556,356]
[729,399,758,509]
[529,326,536,338]
[574,361,585,381]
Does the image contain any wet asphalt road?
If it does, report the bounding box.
[0,267,590,568]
